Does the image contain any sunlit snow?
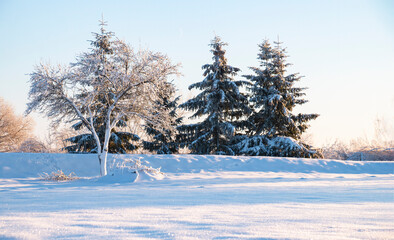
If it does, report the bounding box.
[0,153,393,239]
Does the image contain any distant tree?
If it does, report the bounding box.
[178,36,251,155]
[373,116,394,148]
[143,83,183,154]
[26,20,179,176]
[0,97,33,152]
[18,138,48,153]
[234,39,321,158]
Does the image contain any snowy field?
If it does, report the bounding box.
[0,153,393,239]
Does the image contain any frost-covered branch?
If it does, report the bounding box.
[26,23,179,176]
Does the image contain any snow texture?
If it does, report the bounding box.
[0,153,393,239]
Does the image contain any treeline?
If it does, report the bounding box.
[20,20,321,173]
[44,22,320,158]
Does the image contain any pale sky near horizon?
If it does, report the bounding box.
[0,0,393,147]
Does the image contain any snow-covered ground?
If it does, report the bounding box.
[0,153,393,239]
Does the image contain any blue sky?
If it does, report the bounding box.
[0,0,393,146]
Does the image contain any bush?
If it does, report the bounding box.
[322,139,394,161]
[107,158,165,182]
[40,170,79,181]
[111,158,163,175]
[18,138,49,153]
[232,135,323,158]
[347,148,394,161]
[321,140,350,160]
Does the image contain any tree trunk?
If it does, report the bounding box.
[99,116,112,177]
[99,151,108,176]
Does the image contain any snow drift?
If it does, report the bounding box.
[0,153,392,179]
[0,153,393,239]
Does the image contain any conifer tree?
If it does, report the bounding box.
[234,39,321,158]
[143,83,183,154]
[64,20,139,154]
[245,39,318,139]
[179,36,251,155]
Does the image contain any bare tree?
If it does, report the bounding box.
[47,126,76,152]
[322,117,394,160]
[18,138,48,153]
[0,97,33,152]
[373,116,394,148]
[26,23,179,176]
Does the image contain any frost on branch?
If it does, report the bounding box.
[0,97,33,152]
[26,21,179,176]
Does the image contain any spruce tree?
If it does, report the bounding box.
[179,36,251,155]
[143,83,183,154]
[234,39,321,158]
[246,40,318,139]
[64,20,139,154]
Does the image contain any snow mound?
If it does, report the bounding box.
[0,153,98,178]
[0,153,393,179]
[98,158,164,183]
[134,168,165,182]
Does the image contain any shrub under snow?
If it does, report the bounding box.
[232,135,322,158]
[106,158,165,182]
[40,170,79,181]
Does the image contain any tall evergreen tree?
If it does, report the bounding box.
[233,39,321,158]
[64,20,139,154]
[143,83,183,154]
[179,36,251,155]
[245,39,318,139]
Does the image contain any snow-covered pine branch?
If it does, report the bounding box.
[235,39,320,158]
[179,36,251,155]
[143,82,183,154]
